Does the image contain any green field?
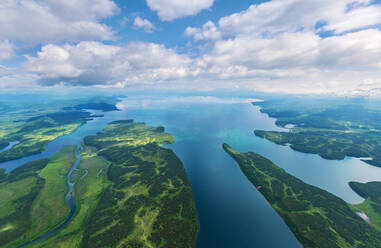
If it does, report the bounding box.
[1,120,199,248]
[254,99,381,166]
[223,143,381,248]
[31,147,111,248]
[0,146,76,248]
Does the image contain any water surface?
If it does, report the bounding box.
[0,141,20,153]
[2,95,381,247]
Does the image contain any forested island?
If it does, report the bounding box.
[223,143,381,248]
[253,99,381,167]
[0,120,199,247]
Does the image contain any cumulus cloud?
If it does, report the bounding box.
[4,0,381,96]
[0,0,119,44]
[24,42,196,86]
[0,40,14,61]
[185,21,221,41]
[186,0,381,40]
[200,29,381,71]
[133,17,155,33]
[180,0,381,95]
[146,0,214,21]
[23,26,381,95]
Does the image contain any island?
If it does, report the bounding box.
[0,120,199,248]
[253,99,381,167]
[223,143,381,248]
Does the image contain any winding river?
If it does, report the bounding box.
[18,145,82,248]
[2,95,381,247]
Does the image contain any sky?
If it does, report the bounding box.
[1,0,381,96]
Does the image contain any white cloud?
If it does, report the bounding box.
[185,21,221,41]
[3,0,381,96]
[186,0,381,40]
[0,65,40,90]
[133,17,155,33]
[146,0,214,21]
[179,0,381,95]
[24,42,196,86]
[0,0,119,44]
[200,29,381,71]
[0,40,14,61]
[22,27,381,95]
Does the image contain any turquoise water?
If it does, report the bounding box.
[118,96,381,247]
[2,95,381,247]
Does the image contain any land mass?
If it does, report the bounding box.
[0,120,199,248]
[253,99,381,167]
[223,143,381,248]
[349,181,381,231]
[80,120,199,248]
[0,146,76,248]
[65,102,119,112]
[0,141,9,150]
[0,111,93,163]
[0,100,119,163]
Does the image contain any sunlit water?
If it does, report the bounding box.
[2,95,381,247]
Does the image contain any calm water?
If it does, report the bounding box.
[2,95,381,248]
[0,141,20,153]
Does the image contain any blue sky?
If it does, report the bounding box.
[1,0,381,96]
[110,0,266,47]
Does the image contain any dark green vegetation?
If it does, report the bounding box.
[350,181,381,230]
[0,96,119,163]
[0,141,8,150]
[0,111,92,163]
[223,144,381,248]
[349,182,381,205]
[1,120,198,248]
[72,102,118,112]
[81,120,199,248]
[0,159,48,247]
[0,146,76,248]
[254,98,381,166]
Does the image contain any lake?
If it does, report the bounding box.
[2,94,381,247]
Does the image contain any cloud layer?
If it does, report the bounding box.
[0,40,14,61]
[0,0,118,44]
[146,0,214,21]
[24,42,195,86]
[2,0,381,96]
